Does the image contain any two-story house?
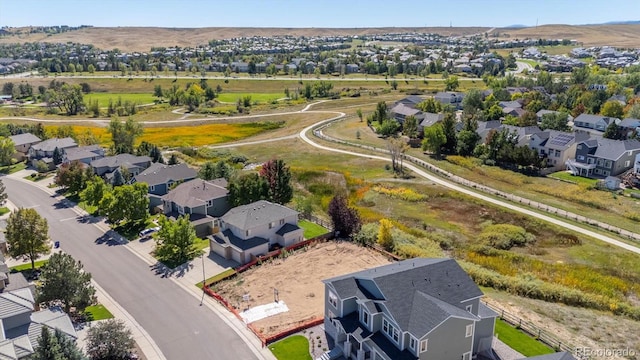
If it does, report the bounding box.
[568,138,640,178]
[90,154,151,184]
[62,145,105,165]
[209,200,303,265]
[573,114,620,133]
[0,288,77,359]
[28,137,77,170]
[530,131,590,171]
[133,163,197,209]
[323,258,497,360]
[434,92,465,109]
[389,103,421,124]
[8,133,41,161]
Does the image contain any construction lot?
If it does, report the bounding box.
[212,241,392,337]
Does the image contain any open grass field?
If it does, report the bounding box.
[496,24,640,47]
[85,92,156,107]
[547,171,599,187]
[269,335,312,360]
[0,26,489,52]
[216,92,283,103]
[212,241,391,337]
[494,319,554,357]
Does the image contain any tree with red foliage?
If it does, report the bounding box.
[328,195,361,239]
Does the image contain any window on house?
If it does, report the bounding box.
[420,339,428,353]
[587,157,594,164]
[392,328,399,343]
[361,310,369,326]
[246,230,250,237]
[329,291,338,308]
[625,160,631,167]
[149,185,155,191]
[577,155,585,161]
[280,219,285,225]
[465,324,473,337]
[463,352,472,360]
[555,150,561,157]
[597,159,604,166]
[269,222,274,229]
[577,144,582,150]
[206,200,213,207]
[177,205,184,215]
[383,318,389,334]
[409,337,417,351]
[466,304,473,313]
[605,160,612,169]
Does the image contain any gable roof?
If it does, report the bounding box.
[90,153,150,169]
[592,139,640,161]
[544,131,589,151]
[0,289,34,320]
[574,113,618,126]
[390,103,420,117]
[30,137,76,152]
[498,100,523,109]
[396,95,424,106]
[275,223,301,236]
[324,258,483,338]
[620,118,640,129]
[210,229,269,251]
[63,145,103,162]
[222,200,298,231]
[162,178,228,208]
[134,163,197,186]
[418,113,444,128]
[8,133,40,147]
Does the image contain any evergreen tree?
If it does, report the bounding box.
[259,159,293,205]
[52,147,63,165]
[0,178,7,206]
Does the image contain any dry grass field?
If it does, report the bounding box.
[212,241,391,337]
[497,24,640,47]
[0,26,488,52]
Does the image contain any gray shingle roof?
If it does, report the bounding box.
[162,178,228,208]
[418,112,443,128]
[324,258,483,338]
[275,223,300,236]
[593,139,640,161]
[30,137,76,152]
[134,163,197,186]
[574,113,618,126]
[8,133,40,147]
[90,153,150,169]
[390,103,420,117]
[222,200,298,231]
[64,145,103,162]
[0,289,34,320]
[210,229,269,251]
[620,118,640,129]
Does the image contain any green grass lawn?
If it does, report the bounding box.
[83,304,114,321]
[216,92,283,103]
[10,259,49,272]
[196,268,237,288]
[23,173,50,182]
[0,162,27,174]
[194,237,210,251]
[495,319,554,357]
[547,171,599,187]
[269,335,312,360]
[0,207,9,216]
[299,220,329,239]
[85,92,156,107]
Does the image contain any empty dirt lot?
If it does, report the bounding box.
[212,241,392,337]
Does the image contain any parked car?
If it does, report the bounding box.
[138,227,160,238]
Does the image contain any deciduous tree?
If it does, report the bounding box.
[6,208,49,270]
[80,176,110,209]
[228,173,268,207]
[601,100,624,119]
[108,117,143,155]
[85,319,135,360]
[0,178,6,206]
[422,124,446,157]
[0,136,15,166]
[540,112,570,131]
[154,215,200,267]
[54,160,93,194]
[99,183,149,225]
[38,252,96,312]
[402,115,419,138]
[377,219,394,251]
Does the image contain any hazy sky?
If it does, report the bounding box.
[1,0,639,28]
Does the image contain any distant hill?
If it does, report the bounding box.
[495,24,640,47]
[0,26,489,52]
[600,20,640,25]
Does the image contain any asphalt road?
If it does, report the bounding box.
[3,177,258,360]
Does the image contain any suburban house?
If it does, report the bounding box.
[635,153,640,175]
[417,113,444,132]
[62,145,105,165]
[28,137,77,170]
[530,131,590,171]
[8,133,41,161]
[390,103,421,124]
[323,258,497,360]
[133,163,198,208]
[209,200,303,265]
[567,138,640,177]
[90,154,151,183]
[434,92,465,109]
[0,288,77,359]
[619,118,640,139]
[393,96,424,108]
[0,252,30,293]
[161,178,230,228]
[573,114,620,132]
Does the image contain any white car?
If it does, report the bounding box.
[138,227,160,238]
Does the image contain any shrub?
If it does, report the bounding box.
[478,224,535,250]
[372,185,428,202]
[353,223,378,245]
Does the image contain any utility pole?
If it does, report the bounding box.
[200,253,206,306]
